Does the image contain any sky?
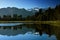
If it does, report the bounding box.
[0,0,60,9]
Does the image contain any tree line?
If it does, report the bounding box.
[0,5,60,21]
[32,5,60,21]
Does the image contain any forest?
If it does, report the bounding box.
[0,5,60,21]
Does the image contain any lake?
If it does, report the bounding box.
[0,23,57,40]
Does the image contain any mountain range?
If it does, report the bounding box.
[0,7,38,17]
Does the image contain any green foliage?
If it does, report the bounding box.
[34,5,60,21]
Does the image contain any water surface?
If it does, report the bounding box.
[0,23,57,40]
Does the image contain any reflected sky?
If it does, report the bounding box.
[0,33,57,40]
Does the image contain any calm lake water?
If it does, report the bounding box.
[0,23,57,40]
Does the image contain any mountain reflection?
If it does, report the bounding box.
[0,23,57,40]
[0,25,35,36]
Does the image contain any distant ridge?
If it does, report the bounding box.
[0,7,37,17]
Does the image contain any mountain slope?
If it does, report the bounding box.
[0,7,36,17]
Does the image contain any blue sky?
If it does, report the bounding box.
[0,0,60,9]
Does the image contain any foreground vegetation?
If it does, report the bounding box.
[0,21,60,26]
